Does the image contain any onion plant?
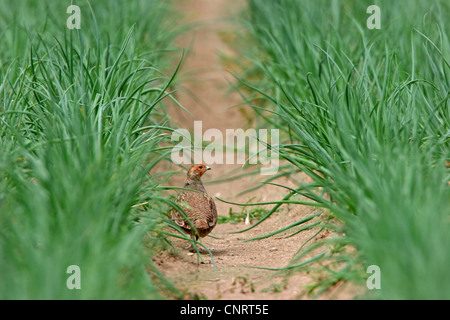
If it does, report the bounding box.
[0,0,184,299]
[240,0,450,299]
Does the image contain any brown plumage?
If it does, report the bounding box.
[170,164,218,242]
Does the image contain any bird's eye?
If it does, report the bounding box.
[199,166,203,169]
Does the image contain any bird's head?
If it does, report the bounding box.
[187,163,211,180]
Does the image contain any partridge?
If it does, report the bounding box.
[170,164,218,243]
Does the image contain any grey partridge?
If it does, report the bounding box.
[170,164,218,243]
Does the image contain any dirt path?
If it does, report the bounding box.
[154,0,358,300]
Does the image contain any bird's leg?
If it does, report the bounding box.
[184,233,197,252]
[185,233,207,254]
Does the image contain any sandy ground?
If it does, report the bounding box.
[153,0,360,300]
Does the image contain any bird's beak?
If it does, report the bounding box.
[206,166,211,171]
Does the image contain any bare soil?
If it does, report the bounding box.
[153,0,361,300]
